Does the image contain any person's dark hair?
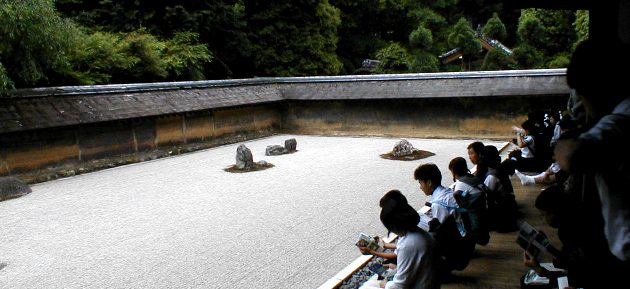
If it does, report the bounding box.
[521,119,536,132]
[481,145,501,168]
[467,141,484,154]
[549,110,561,121]
[448,157,470,177]
[414,163,442,184]
[567,39,628,106]
[558,128,582,141]
[535,185,566,213]
[558,117,579,131]
[380,189,408,208]
[380,202,421,235]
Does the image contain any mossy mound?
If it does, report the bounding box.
[380,150,435,161]
[224,162,275,173]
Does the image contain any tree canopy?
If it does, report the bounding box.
[0,0,589,91]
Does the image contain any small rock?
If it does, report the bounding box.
[0,177,32,201]
[265,145,288,156]
[284,138,297,152]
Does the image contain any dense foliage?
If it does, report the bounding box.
[0,0,588,91]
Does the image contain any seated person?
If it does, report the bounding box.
[466,141,486,178]
[414,163,474,272]
[448,157,490,246]
[481,145,518,232]
[506,119,550,173]
[357,189,408,260]
[523,184,625,288]
[379,193,440,289]
[515,118,579,186]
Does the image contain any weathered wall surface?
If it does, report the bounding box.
[0,105,282,179]
[282,95,568,139]
[0,70,571,182]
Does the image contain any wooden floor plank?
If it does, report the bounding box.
[441,178,560,289]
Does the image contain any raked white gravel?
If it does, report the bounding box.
[0,135,505,289]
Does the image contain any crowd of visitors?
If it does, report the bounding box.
[355,39,630,289]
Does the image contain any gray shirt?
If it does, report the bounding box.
[580,97,630,261]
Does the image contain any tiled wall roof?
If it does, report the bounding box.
[0,69,569,134]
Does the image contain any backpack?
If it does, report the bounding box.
[452,175,490,245]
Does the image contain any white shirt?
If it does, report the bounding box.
[550,123,562,147]
[484,174,501,193]
[521,135,535,158]
[385,230,439,289]
[452,179,483,196]
[429,185,457,225]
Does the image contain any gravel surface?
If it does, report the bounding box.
[0,135,504,289]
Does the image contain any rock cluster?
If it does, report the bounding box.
[265,138,298,156]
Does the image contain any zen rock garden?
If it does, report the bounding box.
[380,139,435,161]
[225,138,298,173]
[225,138,297,173]
[224,144,273,173]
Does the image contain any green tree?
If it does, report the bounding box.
[64,30,211,85]
[244,0,342,76]
[448,17,481,56]
[512,11,544,68]
[408,25,438,72]
[194,1,252,79]
[63,30,132,85]
[547,53,570,68]
[375,42,410,73]
[480,48,509,70]
[410,25,433,50]
[512,45,543,69]
[529,9,576,56]
[106,30,212,83]
[482,13,507,41]
[0,0,80,89]
[407,1,452,70]
[57,0,248,79]
[516,8,576,68]
[331,0,416,74]
[409,51,439,72]
[163,32,213,81]
[516,11,544,46]
[0,62,12,91]
[573,10,589,48]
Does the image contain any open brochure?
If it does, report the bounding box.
[417,205,432,231]
[367,263,395,281]
[356,232,383,254]
[522,263,567,285]
[515,221,551,262]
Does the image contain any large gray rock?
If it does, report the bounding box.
[265,145,288,156]
[0,177,32,201]
[235,144,254,169]
[284,138,297,152]
[392,139,416,157]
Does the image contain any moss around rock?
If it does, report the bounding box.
[224,161,275,173]
[380,150,435,161]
